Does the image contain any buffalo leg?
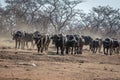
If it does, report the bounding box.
[80,45,83,54]
[18,41,20,49]
[37,47,40,53]
[66,47,69,55]
[110,48,112,55]
[103,48,106,55]
[60,47,64,55]
[56,47,59,55]
[15,40,17,49]
[71,47,74,55]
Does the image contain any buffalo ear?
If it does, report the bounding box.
[11,30,16,36]
[11,31,14,36]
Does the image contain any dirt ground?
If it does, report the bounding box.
[0,38,120,80]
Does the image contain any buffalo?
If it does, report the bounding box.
[11,31,23,49]
[81,35,93,50]
[103,38,113,55]
[51,34,66,55]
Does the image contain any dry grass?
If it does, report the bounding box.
[0,38,120,80]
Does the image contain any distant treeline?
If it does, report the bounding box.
[0,0,120,39]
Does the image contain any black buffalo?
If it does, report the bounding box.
[95,38,103,53]
[65,35,84,55]
[51,34,66,55]
[74,35,85,54]
[65,35,77,55]
[103,38,113,55]
[22,32,34,49]
[81,35,93,50]
[33,32,50,53]
[90,39,99,53]
[112,39,120,54]
[12,31,23,49]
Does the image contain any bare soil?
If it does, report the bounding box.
[0,38,120,80]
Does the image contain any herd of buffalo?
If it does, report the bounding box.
[11,31,120,55]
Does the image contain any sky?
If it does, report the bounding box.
[78,0,120,13]
[0,0,120,13]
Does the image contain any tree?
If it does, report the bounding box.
[80,6,120,38]
[44,0,83,33]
